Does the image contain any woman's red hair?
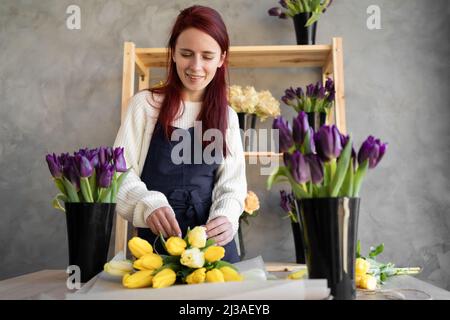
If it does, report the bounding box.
[149,5,230,157]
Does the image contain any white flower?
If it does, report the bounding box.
[103,260,133,276]
[180,248,205,268]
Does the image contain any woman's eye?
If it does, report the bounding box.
[203,56,213,60]
[181,53,191,57]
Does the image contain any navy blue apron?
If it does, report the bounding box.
[138,121,240,263]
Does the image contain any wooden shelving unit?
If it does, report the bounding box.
[116,38,346,254]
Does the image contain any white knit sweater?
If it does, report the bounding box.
[113,91,247,236]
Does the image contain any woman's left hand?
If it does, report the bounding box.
[205,216,233,246]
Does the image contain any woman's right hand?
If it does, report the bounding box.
[146,206,182,238]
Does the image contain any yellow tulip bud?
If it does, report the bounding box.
[206,269,225,283]
[355,258,370,275]
[122,270,153,289]
[204,246,225,263]
[219,266,243,282]
[152,268,177,289]
[185,268,206,284]
[166,237,187,256]
[133,253,163,271]
[359,274,377,290]
[188,226,207,248]
[355,274,363,287]
[128,237,153,258]
[104,260,133,276]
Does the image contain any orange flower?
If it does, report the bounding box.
[244,191,260,215]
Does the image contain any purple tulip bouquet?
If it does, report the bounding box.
[282,78,335,113]
[45,147,130,211]
[268,111,387,198]
[268,0,333,27]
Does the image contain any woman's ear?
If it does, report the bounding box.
[218,51,226,68]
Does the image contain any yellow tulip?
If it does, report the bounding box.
[133,253,163,271]
[128,237,153,258]
[358,274,377,290]
[355,258,371,275]
[206,269,225,283]
[188,226,207,248]
[219,266,243,282]
[204,246,225,263]
[122,270,153,288]
[166,237,187,256]
[152,268,177,289]
[244,191,260,215]
[185,268,206,284]
[287,269,308,280]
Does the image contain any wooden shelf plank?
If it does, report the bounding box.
[244,151,283,157]
[136,45,332,68]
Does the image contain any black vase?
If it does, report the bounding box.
[297,197,360,300]
[291,222,306,264]
[65,202,116,283]
[293,13,317,45]
[306,112,327,132]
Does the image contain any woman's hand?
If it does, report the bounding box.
[146,207,181,238]
[205,216,234,246]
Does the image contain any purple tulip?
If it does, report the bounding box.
[325,77,334,92]
[281,96,290,106]
[273,117,294,153]
[74,154,93,178]
[289,151,311,184]
[307,127,317,154]
[305,154,324,184]
[113,147,127,172]
[358,136,388,169]
[280,190,291,213]
[278,0,288,9]
[327,90,335,103]
[284,87,296,100]
[62,157,80,191]
[315,125,343,162]
[279,12,288,19]
[268,7,281,16]
[306,84,315,97]
[86,148,99,168]
[295,87,304,98]
[293,111,309,145]
[97,163,114,188]
[45,153,62,178]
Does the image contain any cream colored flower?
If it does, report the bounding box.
[188,226,207,248]
[180,248,205,268]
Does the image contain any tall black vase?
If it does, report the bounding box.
[293,13,317,45]
[296,197,360,300]
[306,112,327,132]
[65,202,116,283]
[291,222,306,264]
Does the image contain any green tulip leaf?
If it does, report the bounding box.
[353,160,369,197]
[52,193,68,212]
[330,136,352,197]
[80,177,94,203]
[62,177,79,203]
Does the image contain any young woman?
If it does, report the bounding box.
[113,5,246,262]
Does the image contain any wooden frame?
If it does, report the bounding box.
[115,38,346,255]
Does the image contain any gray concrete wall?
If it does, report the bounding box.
[1,0,449,291]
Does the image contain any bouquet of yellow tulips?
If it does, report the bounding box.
[104,226,243,289]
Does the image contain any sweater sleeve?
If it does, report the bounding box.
[207,108,247,236]
[113,93,174,228]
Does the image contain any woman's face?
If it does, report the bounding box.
[173,28,226,102]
